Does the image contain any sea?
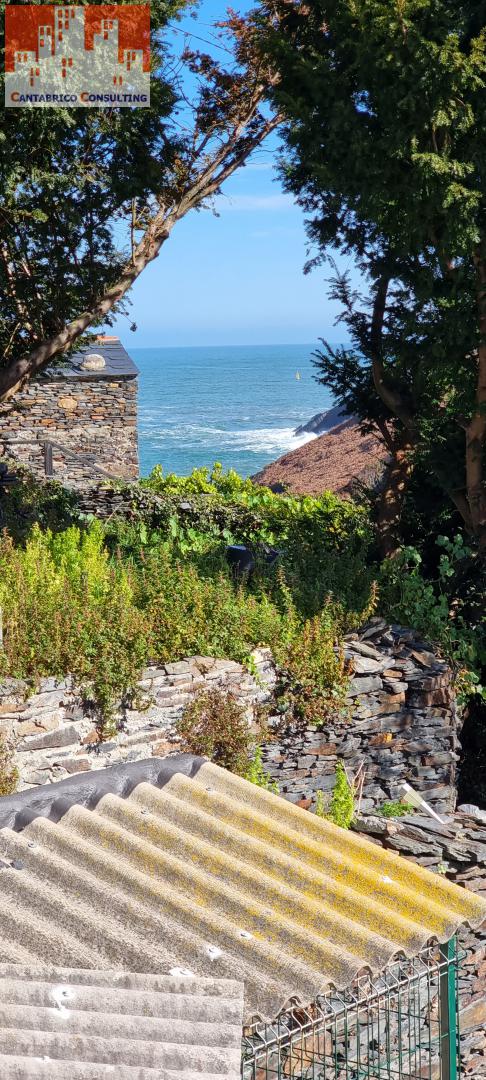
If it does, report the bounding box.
[132,343,333,478]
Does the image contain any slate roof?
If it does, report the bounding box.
[45,338,138,381]
[0,755,484,1023]
[0,966,243,1079]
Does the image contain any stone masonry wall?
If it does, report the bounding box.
[0,622,460,816]
[0,651,275,790]
[262,619,460,818]
[0,374,138,485]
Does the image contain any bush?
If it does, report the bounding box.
[379,534,486,700]
[0,469,376,739]
[0,470,80,541]
[273,597,350,726]
[327,762,355,829]
[245,745,279,793]
[377,800,414,818]
[176,688,257,775]
[139,463,375,617]
[0,522,148,734]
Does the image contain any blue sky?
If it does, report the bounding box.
[112,1,354,348]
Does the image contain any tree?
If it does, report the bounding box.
[254,0,486,552]
[0,3,279,401]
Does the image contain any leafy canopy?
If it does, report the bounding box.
[254,0,486,546]
[0,0,182,360]
[0,2,279,398]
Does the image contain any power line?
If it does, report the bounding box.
[167,21,233,55]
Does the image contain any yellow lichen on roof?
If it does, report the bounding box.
[0,758,484,1022]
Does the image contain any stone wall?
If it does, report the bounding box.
[0,374,138,485]
[354,809,486,1076]
[0,622,460,816]
[262,619,460,818]
[0,621,481,1072]
[0,651,275,790]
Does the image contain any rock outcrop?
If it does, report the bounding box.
[253,420,387,496]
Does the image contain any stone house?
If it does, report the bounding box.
[0,336,139,487]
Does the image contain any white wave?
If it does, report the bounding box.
[224,428,317,453]
[139,423,316,455]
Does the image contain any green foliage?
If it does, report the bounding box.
[0,522,148,735]
[0,471,376,736]
[273,597,350,726]
[176,688,257,776]
[380,534,486,699]
[254,0,486,545]
[315,789,326,818]
[327,762,355,830]
[377,801,415,819]
[0,471,81,542]
[138,463,375,616]
[0,0,183,373]
[0,731,18,796]
[245,744,279,793]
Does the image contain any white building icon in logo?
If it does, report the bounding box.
[6,6,150,107]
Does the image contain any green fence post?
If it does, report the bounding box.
[439,939,458,1080]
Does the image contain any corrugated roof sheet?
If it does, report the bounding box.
[44,340,138,381]
[0,756,484,1023]
[0,965,244,1079]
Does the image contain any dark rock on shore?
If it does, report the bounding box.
[294,404,357,436]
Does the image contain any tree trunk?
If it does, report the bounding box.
[466,250,486,550]
[376,439,414,559]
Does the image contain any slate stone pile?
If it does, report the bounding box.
[354,808,486,1076]
[260,618,460,817]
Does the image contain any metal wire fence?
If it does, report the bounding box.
[242,942,460,1080]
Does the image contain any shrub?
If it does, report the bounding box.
[0,522,148,734]
[0,468,375,742]
[176,688,257,775]
[139,463,375,617]
[327,762,355,829]
[0,470,80,541]
[273,597,350,726]
[377,800,415,818]
[245,745,279,793]
[379,534,486,700]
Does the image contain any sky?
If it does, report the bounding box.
[112,0,355,349]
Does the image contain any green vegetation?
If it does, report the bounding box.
[0,6,275,402]
[377,801,415,819]
[177,688,278,790]
[315,762,356,830]
[0,472,373,732]
[0,523,148,736]
[245,745,279,794]
[139,463,375,616]
[256,0,486,555]
[1,461,485,746]
[380,535,486,701]
[327,763,356,829]
[176,688,258,777]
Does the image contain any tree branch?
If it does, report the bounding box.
[0,102,280,401]
[370,274,417,433]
